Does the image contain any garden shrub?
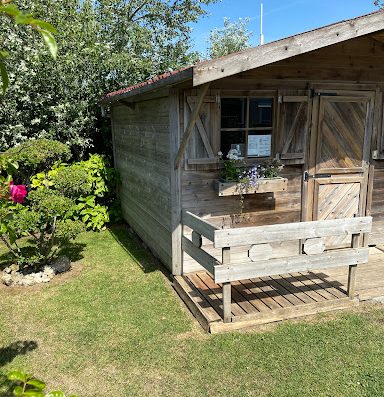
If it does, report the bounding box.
[2,184,85,271]
[30,152,119,230]
[0,139,119,271]
[5,139,72,183]
[51,165,92,198]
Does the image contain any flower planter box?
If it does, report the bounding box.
[214,177,288,197]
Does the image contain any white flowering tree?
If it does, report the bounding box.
[0,0,57,93]
[0,0,217,157]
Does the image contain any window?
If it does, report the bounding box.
[220,97,274,158]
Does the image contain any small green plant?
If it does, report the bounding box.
[218,149,246,182]
[6,371,77,397]
[76,196,109,231]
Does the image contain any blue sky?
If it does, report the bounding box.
[190,0,378,53]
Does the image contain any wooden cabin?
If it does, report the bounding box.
[102,12,384,331]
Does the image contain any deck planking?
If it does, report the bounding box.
[174,247,384,333]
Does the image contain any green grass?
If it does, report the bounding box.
[1,225,384,396]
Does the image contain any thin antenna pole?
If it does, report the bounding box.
[260,2,265,45]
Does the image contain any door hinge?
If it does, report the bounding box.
[304,171,332,182]
[310,89,338,98]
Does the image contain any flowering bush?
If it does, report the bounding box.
[1,174,85,272]
[0,144,86,272]
[9,181,27,204]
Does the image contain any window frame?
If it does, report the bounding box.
[220,95,276,160]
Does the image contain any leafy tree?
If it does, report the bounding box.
[207,17,253,59]
[0,0,216,157]
[0,0,57,93]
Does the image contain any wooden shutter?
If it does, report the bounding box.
[183,89,219,163]
[276,91,310,165]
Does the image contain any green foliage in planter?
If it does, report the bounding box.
[258,159,283,179]
[5,139,72,183]
[6,371,77,397]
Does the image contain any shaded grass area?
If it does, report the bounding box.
[1,225,384,396]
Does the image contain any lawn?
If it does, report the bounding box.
[1,225,384,397]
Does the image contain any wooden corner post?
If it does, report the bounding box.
[222,247,232,323]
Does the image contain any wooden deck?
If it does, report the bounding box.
[174,247,384,333]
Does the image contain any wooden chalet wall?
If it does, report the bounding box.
[180,35,384,273]
[112,94,174,269]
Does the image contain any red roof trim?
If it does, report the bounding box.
[102,66,192,102]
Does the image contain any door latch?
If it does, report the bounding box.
[304,171,332,182]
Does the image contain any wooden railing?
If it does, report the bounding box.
[181,211,372,323]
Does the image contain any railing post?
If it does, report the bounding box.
[347,233,359,298]
[222,247,232,323]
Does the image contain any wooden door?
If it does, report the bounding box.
[305,91,374,248]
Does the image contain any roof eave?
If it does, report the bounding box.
[193,11,384,86]
[101,67,193,104]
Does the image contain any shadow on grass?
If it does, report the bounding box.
[58,242,86,263]
[108,223,171,279]
[0,341,38,368]
[0,341,39,395]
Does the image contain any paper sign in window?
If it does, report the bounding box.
[248,134,271,157]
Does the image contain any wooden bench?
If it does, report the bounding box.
[182,211,372,323]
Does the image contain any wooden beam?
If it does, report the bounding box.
[214,248,369,284]
[181,236,219,275]
[182,211,219,242]
[187,158,220,165]
[214,216,372,248]
[174,83,210,168]
[193,12,384,85]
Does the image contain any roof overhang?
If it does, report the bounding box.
[193,10,384,86]
[101,67,193,104]
[102,11,384,103]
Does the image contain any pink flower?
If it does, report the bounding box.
[9,181,27,204]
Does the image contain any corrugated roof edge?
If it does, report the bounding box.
[100,66,193,103]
